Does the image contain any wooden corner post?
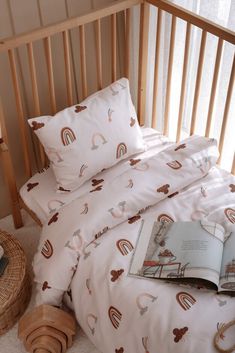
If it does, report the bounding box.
[138,1,150,126]
[0,98,23,228]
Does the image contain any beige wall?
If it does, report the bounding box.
[0,0,126,219]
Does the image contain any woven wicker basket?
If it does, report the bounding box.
[0,229,31,335]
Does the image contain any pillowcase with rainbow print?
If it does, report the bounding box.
[28,78,145,192]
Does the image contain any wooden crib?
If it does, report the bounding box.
[0,0,234,230]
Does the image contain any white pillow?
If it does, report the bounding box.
[28,78,145,192]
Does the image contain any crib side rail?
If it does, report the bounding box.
[146,0,235,175]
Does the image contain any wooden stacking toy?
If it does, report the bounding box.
[18,305,76,353]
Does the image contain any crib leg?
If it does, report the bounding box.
[18,304,76,353]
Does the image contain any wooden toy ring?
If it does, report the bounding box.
[214,320,235,353]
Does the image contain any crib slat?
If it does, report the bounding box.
[95,19,103,90]
[27,42,46,167]
[0,98,23,228]
[63,30,73,106]
[138,2,150,126]
[231,153,235,175]
[163,15,176,136]
[205,37,223,137]
[190,30,207,135]
[44,37,57,115]
[125,8,131,80]
[79,25,88,99]
[8,48,31,177]
[218,54,235,164]
[152,9,162,129]
[111,13,117,82]
[176,22,191,142]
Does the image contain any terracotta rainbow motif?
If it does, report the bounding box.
[157,214,174,223]
[91,133,107,150]
[108,306,122,329]
[116,143,127,159]
[116,239,134,256]
[176,291,196,311]
[224,208,235,224]
[87,314,97,335]
[61,127,76,146]
[41,239,53,259]
[136,293,157,315]
[166,160,182,169]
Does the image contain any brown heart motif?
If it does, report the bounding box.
[90,185,103,193]
[110,269,124,282]
[157,184,170,194]
[27,182,39,192]
[129,158,141,166]
[128,214,141,224]
[42,281,51,291]
[48,212,59,225]
[75,105,87,113]
[229,184,235,193]
[115,348,124,353]
[130,117,136,127]
[58,186,71,192]
[174,143,186,151]
[31,121,44,131]
[92,178,104,186]
[173,327,188,342]
[168,191,179,198]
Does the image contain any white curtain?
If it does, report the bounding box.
[144,0,235,171]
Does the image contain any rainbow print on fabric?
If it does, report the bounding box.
[224,208,235,224]
[136,293,157,315]
[108,306,122,329]
[61,127,76,146]
[157,214,174,223]
[116,239,134,256]
[91,133,107,150]
[176,291,196,311]
[41,240,53,259]
[116,142,127,159]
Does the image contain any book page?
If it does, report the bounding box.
[219,230,235,292]
[129,217,225,287]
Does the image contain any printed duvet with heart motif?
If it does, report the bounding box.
[33,135,235,353]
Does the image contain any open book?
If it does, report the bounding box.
[129,219,235,293]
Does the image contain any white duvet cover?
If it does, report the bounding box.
[33,135,235,353]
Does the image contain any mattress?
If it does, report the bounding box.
[20,128,172,224]
[32,133,235,353]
